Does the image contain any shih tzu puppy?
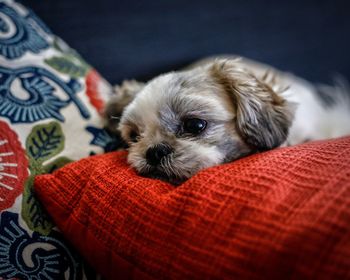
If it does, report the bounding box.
[105,57,350,184]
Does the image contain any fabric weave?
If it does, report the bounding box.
[35,137,350,279]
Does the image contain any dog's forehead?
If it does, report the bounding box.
[124,73,180,121]
[124,70,234,125]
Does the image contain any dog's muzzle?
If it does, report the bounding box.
[143,143,185,185]
[145,143,173,166]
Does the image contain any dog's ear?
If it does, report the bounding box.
[210,59,295,150]
[104,80,145,133]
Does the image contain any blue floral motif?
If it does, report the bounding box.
[0,211,83,280]
[0,2,49,59]
[0,66,90,123]
[25,5,53,36]
[86,126,125,153]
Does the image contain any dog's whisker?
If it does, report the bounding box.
[279,85,290,93]
[109,115,121,120]
[262,70,270,81]
[104,56,350,185]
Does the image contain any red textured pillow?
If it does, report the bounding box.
[34,137,350,280]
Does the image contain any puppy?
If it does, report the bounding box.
[105,57,350,184]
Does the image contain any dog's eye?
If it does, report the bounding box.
[129,130,139,143]
[183,118,207,135]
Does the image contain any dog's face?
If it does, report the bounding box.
[118,60,294,184]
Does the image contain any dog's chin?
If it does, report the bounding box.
[140,169,187,186]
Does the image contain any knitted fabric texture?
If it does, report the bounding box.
[34,137,350,280]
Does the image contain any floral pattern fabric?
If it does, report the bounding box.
[0,0,118,278]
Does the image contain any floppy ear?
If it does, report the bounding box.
[104,80,145,133]
[210,59,295,150]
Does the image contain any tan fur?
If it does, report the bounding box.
[210,60,294,150]
[107,56,350,183]
[104,58,298,184]
[104,80,145,133]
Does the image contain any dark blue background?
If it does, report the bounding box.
[25,0,350,85]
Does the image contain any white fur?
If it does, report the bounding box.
[234,58,350,145]
[113,56,350,183]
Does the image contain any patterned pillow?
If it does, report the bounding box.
[0,0,120,278]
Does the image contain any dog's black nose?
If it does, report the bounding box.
[146,143,173,166]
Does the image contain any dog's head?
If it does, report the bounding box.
[119,59,294,184]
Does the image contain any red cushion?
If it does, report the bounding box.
[34,137,350,279]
